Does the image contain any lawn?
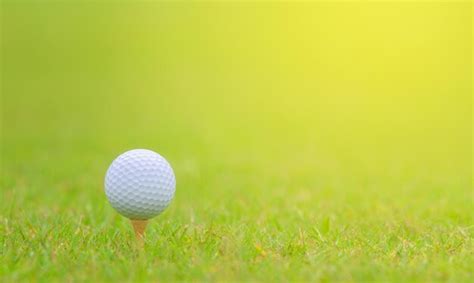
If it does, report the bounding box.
[1,1,472,282]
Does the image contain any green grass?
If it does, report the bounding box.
[2,148,472,282]
[1,1,473,282]
[1,142,472,282]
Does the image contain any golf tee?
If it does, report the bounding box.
[131,219,148,240]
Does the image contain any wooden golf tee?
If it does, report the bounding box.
[131,219,148,246]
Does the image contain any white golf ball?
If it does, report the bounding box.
[104,149,176,220]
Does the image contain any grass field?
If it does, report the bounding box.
[1,1,473,282]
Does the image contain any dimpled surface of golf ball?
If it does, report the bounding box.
[105,149,176,220]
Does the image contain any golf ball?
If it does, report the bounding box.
[105,149,176,220]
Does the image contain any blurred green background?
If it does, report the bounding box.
[1,1,472,281]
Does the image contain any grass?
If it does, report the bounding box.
[1,1,473,282]
[1,125,472,282]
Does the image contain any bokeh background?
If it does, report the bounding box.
[1,1,472,281]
